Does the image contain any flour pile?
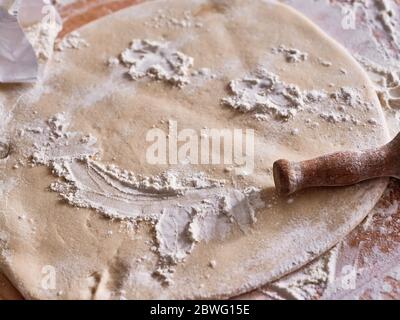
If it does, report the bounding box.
[24,22,62,63]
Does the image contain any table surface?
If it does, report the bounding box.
[1,0,400,300]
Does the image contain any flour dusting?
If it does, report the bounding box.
[260,247,338,300]
[282,0,400,136]
[27,113,98,167]
[222,68,304,120]
[222,68,372,124]
[55,31,89,51]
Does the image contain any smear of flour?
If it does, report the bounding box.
[117,39,194,87]
[272,45,308,63]
[55,31,89,51]
[282,0,400,134]
[222,68,372,124]
[20,114,263,283]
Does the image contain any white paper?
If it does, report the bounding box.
[0,0,62,83]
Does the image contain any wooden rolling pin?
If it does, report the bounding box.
[273,132,400,196]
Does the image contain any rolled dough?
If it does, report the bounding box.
[0,0,389,299]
